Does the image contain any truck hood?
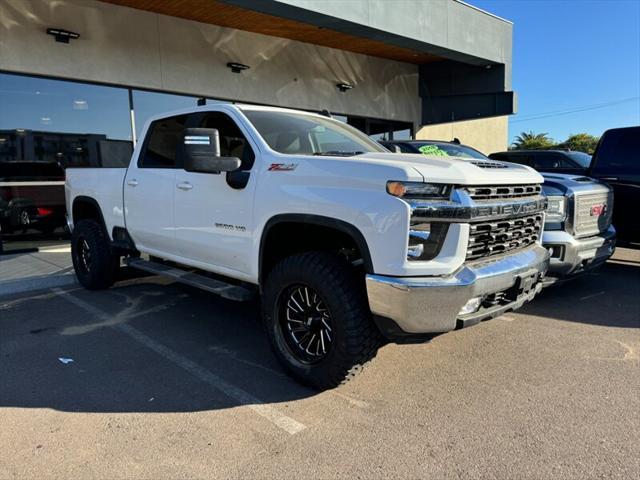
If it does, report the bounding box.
[541,172,611,196]
[348,152,544,185]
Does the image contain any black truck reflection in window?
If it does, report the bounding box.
[0,129,132,236]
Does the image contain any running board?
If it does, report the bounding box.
[126,258,254,302]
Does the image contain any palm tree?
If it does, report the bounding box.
[511,131,555,150]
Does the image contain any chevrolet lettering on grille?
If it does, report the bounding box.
[411,198,547,222]
[473,200,545,218]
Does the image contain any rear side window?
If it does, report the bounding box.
[139,115,187,168]
[531,152,563,169]
[564,151,591,169]
[395,143,416,153]
[593,128,639,174]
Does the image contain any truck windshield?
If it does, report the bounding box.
[565,151,592,168]
[242,110,387,156]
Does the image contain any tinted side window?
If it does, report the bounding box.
[558,155,580,168]
[396,143,417,153]
[531,152,562,169]
[139,115,187,168]
[201,112,255,170]
[594,129,639,174]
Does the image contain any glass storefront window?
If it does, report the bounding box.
[0,73,132,168]
[345,116,413,141]
[132,90,201,139]
[392,128,412,140]
[0,73,131,251]
[206,98,231,106]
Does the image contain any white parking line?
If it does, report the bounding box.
[52,288,307,435]
[580,291,606,301]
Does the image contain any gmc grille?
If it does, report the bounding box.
[466,214,543,261]
[466,184,542,200]
[573,191,613,238]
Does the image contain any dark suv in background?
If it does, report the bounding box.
[589,126,639,245]
[488,150,591,175]
[489,127,638,245]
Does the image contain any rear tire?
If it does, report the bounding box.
[71,219,118,290]
[262,252,381,390]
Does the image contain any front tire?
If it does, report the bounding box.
[262,252,381,390]
[71,219,118,290]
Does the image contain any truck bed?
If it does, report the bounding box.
[65,168,127,236]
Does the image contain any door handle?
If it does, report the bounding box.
[177,182,193,191]
[127,179,138,187]
[600,177,618,181]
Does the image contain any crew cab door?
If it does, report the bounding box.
[173,111,258,275]
[124,114,187,255]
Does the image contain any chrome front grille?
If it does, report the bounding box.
[466,214,543,261]
[573,191,613,238]
[466,184,542,200]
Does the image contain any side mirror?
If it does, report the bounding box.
[182,128,241,173]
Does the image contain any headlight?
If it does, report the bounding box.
[387,181,450,199]
[546,196,567,222]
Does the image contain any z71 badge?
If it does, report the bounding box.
[268,163,297,171]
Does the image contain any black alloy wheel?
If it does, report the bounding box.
[77,238,92,275]
[278,284,334,364]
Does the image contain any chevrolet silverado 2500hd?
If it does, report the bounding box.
[65,105,549,389]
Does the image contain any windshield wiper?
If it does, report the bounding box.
[312,151,365,157]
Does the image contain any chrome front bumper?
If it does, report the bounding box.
[542,225,616,282]
[366,245,549,337]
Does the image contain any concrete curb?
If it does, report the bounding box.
[0,273,78,297]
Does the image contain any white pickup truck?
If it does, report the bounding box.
[65,104,549,389]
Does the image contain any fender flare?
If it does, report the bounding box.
[259,213,374,282]
[72,196,108,234]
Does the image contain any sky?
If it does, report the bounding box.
[470,0,640,145]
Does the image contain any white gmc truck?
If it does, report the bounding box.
[65,104,549,389]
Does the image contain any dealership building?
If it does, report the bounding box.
[0,0,514,250]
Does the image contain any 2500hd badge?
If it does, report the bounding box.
[215,222,246,232]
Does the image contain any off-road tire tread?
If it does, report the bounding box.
[71,219,117,290]
[263,252,382,390]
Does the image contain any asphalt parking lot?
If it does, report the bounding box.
[1,248,639,479]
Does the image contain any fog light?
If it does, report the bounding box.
[459,297,482,315]
[407,243,425,258]
[547,245,564,259]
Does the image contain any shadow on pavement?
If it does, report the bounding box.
[2,251,637,415]
[0,279,317,414]
[520,259,640,329]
